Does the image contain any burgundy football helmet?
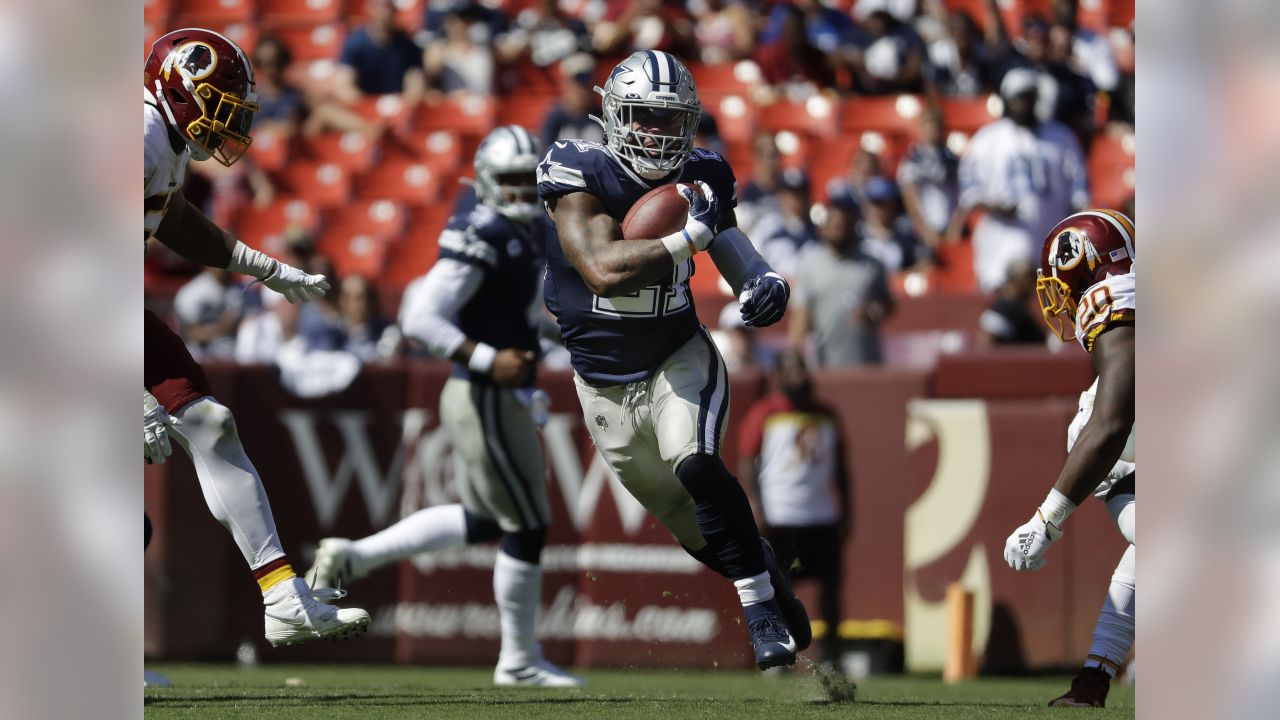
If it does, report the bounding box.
[145,28,258,166]
[1036,209,1136,341]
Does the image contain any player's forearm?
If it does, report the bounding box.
[1052,418,1132,505]
[580,235,676,296]
[155,195,236,269]
[708,227,772,295]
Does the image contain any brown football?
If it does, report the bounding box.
[621,183,689,240]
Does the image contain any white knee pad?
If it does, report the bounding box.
[1113,543,1135,589]
[1106,492,1135,545]
[172,396,239,451]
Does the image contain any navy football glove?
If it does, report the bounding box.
[678,181,720,240]
[739,272,789,327]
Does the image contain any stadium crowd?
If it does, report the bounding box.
[144,0,1135,384]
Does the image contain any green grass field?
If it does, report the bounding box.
[144,663,1135,719]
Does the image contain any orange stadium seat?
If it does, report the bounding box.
[323,199,409,239]
[317,227,391,278]
[170,19,259,53]
[701,92,757,145]
[934,241,977,294]
[1075,0,1111,33]
[412,96,497,140]
[259,0,342,26]
[1109,0,1134,27]
[840,95,923,135]
[175,0,254,23]
[495,94,557,134]
[758,96,839,137]
[279,161,352,206]
[145,0,172,23]
[247,126,291,172]
[233,198,319,253]
[940,95,1001,135]
[687,61,761,95]
[1088,131,1135,210]
[355,158,441,204]
[300,131,381,172]
[806,134,861,199]
[270,23,344,61]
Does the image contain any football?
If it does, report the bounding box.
[621,183,689,240]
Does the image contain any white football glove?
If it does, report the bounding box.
[263,261,331,304]
[144,391,175,465]
[1003,510,1063,572]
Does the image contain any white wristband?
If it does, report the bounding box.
[227,240,278,280]
[661,230,696,263]
[468,343,496,374]
[1038,488,1077,528]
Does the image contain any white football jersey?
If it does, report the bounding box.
[1067,269,1136,498]
[144,98,190,239]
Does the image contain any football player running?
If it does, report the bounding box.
[308,126,581,687]
[1002,209,1136,707]
[536,50,810,670]
[144,29,369,646]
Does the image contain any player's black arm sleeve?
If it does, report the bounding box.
[1052,325,1135,505]
[153,188,237,269]
[550,191,677,297]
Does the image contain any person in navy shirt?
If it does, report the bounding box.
[537,50,811,671]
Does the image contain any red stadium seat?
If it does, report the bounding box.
[1109,0,1134,27]
[411,97,497,139]
[322,199,408,239]
[145,0,172,23]
[279,161,352,206]
[259,0,342,26]
[495,94,557,135]
[700,92,757,145]
[839,95,922,135]
[247,126,291,173]
[1088,131,1135,210]
[687,61,762,95]
[758,96,839,137]
[170,20,259,54]
[270,23,344,61]
[346,0,423,27]
[299,131,381,172]
[939,96,1001,135]
[934,241,977,293]
[355,158,441,204]
[806,135,863,198]
[317,227,391,278]
[386,206,452,286]
[385,130,464,175]
[1075,0,1111,33]
[175,0,254,23]
[233,198,319,254]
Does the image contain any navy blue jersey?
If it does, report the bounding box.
[437,203,543,380]
[537,140,737,384]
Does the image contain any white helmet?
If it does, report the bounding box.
[472,125,542,223]
[594,50,701,180]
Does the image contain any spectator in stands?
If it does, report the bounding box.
[174,268,244,360]
[540,54,606,145]
[691,0,757,64]
[251,36,304,139]
[735,133,784,240]
[738,348,850,665]
[424,6,497,96]
[789,200,895,367]
[826,145,883,212]
[754,2,837,98]
[306,0,426,138]
[495,0,591,69]
[923,10,993,97]
[897,106,961,248]
[1050,0,1118,93]
[978,258,1046,346]
[336,275,400,361]
[950,69,1088,292]
[761,0,856,56]
[847,8,927,95]
[752,168,818,279]
[711,301,777,373]
[592,0,697,58]
[856,176,930,272]
[422,0,509,46]
[235,287,297,365]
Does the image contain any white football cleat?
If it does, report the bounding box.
[263,577,371,647]
[306,538,371,590]
[494,660,585,687]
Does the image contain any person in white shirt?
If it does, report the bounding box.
[949,68,1089,292]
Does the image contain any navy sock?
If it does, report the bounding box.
[499,527,547,564]
[675,454,766,579]
[463,509,502,544]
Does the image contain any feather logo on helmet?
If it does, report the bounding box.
[162,41,219,83]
